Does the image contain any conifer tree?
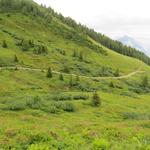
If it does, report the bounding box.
[72,50,77,57]
[22,40,30,51]
[79,51,83,60]
[92,92,101,107]
[63,66,70,73]
[69,75,73,87]
[14,55,19,63]
[76,75,80,82]
[46,67,52,78]
[114,69,119,77]
[142,76,149,88]
[109,81,115,88]
[2,40,7,48]
[59,73,64,81]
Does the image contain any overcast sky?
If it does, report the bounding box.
[34,0,150,52]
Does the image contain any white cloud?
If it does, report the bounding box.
[34,0,150,53]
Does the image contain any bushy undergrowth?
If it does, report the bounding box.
[0,94,80,113]
[122,112,150,120]
[0,130,149,150]
[50,93,89,101]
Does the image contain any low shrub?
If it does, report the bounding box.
[55,101,75,112]
[41,105,58,114]
[28,143,50,150]
[5,101,27,111]
[63,102,76,112]
[51,93,88,101]
[122,112,150,120]
[73,94,89,100]
[120,91,138,98]
[122,112,139,120]
[52,94,72,101]
[92,138,110,150]
[29,133,52,144]
[27,96,42,109]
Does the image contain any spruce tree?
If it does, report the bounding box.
[79,51,83,61]
[22,40,30,51]
[142,76,149,88]
[59,73,64,81]
[69,75,73,87]
[72,50,77,57]
[63,66,70,73]
[14,55,19,63]
[109,81,115,88]
[76,75,80,82]
[114,69,119,77]
[2,40,7,48]
[46,67,52,78]
[92,92,101,107]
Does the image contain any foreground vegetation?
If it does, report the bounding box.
[0,92,150,150]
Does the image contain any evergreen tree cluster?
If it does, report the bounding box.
[72,50,84,61]
[16,38,48,54]
[0,0,52,21]
[34,45,48,55]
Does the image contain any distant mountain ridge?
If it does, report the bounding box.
[118,35,150,57]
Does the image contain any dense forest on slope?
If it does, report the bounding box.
[0,0,150,65]
[52,13,150,65]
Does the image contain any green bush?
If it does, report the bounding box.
[55,101,75,112]
[120,91,137,98]
[62,65,70,73]
[28,143,50,150]
[41,105,58,114]
[52,94,72,101]
[27,96,42,109]
[5,101,27,111]
[51,93,88,101]
[73,94,89,100]
[122,112,150,120]
[22,39,30,51]
[92,138,110,150]
[122,112,139,120]
[56,48,66,55]
[63,102,76,112]
[34,45,48,55]
[29,133,51,144]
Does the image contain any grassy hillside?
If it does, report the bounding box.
[0,13,149,72]
[0,0,150,149]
